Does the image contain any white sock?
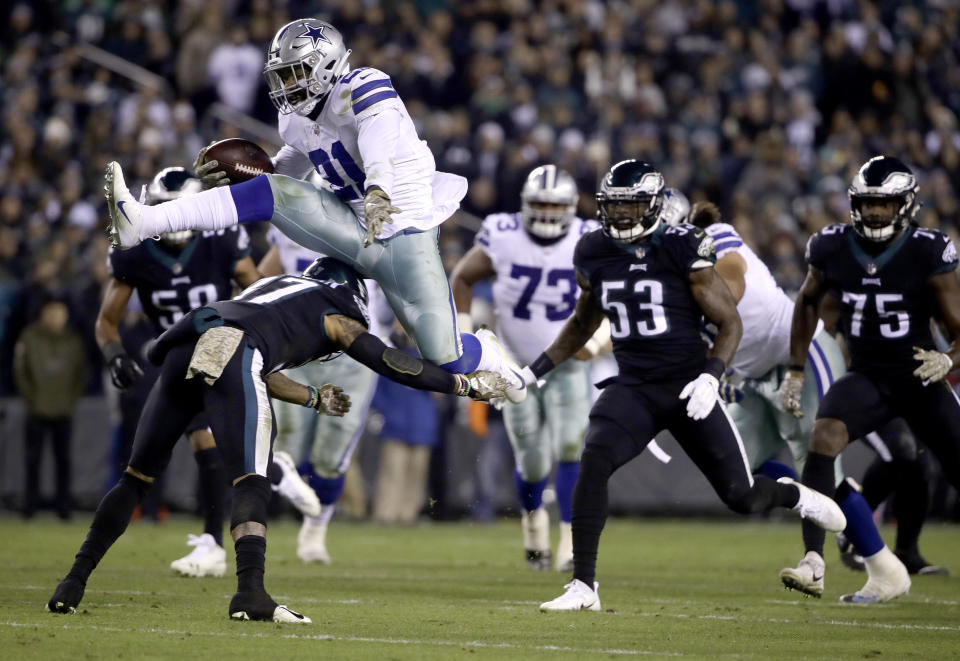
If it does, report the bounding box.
[141,187,239,236]
[315,502,336,527]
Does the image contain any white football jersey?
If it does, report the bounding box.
[272,67,466,238]
[266,226,391,339]
[477,213,599,365]
[705,223,803,378]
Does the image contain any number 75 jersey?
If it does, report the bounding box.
[477,213,598,365]
[806,223,958,377]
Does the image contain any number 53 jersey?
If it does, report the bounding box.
[806,223,958,378]
[477,213,599,365]
[574,223,717,384]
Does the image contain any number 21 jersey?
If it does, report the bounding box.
[806,223,958,377]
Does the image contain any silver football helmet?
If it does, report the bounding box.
[146,167,202,245]
[520,165,579,239]
[659,188,691,227]
[848,156,919,242]
[263,18,351,116]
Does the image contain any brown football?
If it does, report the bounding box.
[203,138,275,183]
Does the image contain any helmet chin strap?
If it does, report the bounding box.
[608,216,660,243]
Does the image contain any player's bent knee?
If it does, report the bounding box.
[811,418,848,456]
[230,474,271,536]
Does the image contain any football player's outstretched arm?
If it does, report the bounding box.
[323,313,506,400]
[96,278,144,389]
[264,372,351,416]
[689,266,742,367]
[789,265,827,368]
[449,245,495,332]
[527,272,605,380]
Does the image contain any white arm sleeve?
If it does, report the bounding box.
[356,108,402,198]
[271,144,315,180]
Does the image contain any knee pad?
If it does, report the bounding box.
[230,475,271,530]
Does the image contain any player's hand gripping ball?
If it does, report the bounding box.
[194,138,275,188]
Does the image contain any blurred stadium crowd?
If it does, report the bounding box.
[1,1,959,514]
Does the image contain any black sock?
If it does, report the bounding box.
[755,474,798,510]
[235,535,267,593]
[571,448,615,588]
[69,473,150,582]
[267,460,283,487]
[892,458,928,556]
[800,452,836,556]
[194,448,226,546]
[860,457,898,509]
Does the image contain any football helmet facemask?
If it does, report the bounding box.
[147,167,202,246]
[659,188,691,227]
[263,18,351,116]
[302,256,369,307]
[848,156,919,242]
[520,165,578,239]
[597,160,665,242]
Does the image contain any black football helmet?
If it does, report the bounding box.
[848,156,919,242]
[596,160,665,242]
[302,256,369,307]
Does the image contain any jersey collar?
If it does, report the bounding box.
[845,225,913,274]
[145,235,200,274]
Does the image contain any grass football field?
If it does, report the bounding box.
[1,514,958,660]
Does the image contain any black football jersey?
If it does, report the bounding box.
[807,223,958,377]
[211,275,371,374]
[574,223,717,382]
[109,227,250,333]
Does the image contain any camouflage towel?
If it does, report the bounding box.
[186,326,245,385]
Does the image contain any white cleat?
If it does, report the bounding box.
[273,451,321,518]
[779,477,847,532]
[230,605,312,624]
[840,547,911,603]
[104,161,149,249]
[540,579,601,612]
[170,533,227,578]
[780,550,825,598]
[475,328,526,403]
[297,519,332,565]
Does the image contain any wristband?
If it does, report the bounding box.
[103,340,126,364]
[530,353,556,379]
[304,385,319,409]
[454,374,472,397]
[703,357,725,380]
[788,364,805,373]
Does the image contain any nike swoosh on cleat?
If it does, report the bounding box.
[117,201,132,224]
[812,573,823,581]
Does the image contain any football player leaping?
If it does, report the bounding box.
[101,18,526,403]
[778,155,960,601]
[48,258,506,622]
[661,188,911,602]
[451,165,607,571]
[97,167,319,578]
[526,160,845,611]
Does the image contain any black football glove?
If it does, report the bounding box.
[109,354,144,390]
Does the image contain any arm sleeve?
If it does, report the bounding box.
[356,107,403,198]
[271,144,315,180]
[705,223,744,258]
[345,332,457,394]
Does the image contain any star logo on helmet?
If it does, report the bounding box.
[298,24,332,48]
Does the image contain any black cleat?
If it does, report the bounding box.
[836,532,865,572]
[894,550,949,576]
[46,576,86,614]
[526,549,552,571]
[229,590,311,624]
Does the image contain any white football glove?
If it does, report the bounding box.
[679,373,720,420]
[458,370,508,401]
[193,141,229,189]
[779,369,805,418]
[913,347,953,384]
[363,188,401,247]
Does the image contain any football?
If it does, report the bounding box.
[203,138,275,183]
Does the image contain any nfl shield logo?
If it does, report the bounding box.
[634,246,646,259]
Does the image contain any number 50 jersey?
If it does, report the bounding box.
[806,223,958,378]
[574,223,717,383]
[477,213,599,365]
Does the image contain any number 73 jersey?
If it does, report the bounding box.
[806,223,958,377]
[477,213,598,365]
[574,223,716,383]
